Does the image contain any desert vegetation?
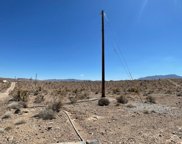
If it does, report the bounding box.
[0,80,10,92]
[0,79,182,143]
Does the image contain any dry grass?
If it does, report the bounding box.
[34,95,44,103]
[48,100,62,112]
[116,95,128,104]
[0,81,11,92]
[12,90,29,102]
[34,108,55,120]
[146,96,156,104]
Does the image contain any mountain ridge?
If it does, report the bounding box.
[138,74,182,80]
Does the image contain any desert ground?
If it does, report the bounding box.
[0,79,182,144]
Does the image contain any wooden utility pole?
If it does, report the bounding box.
[101,10,105,98]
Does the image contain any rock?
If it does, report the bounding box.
[46,126,52,131]
[7,136,14,142]
[0,128,5,133]
[86,139,100,144]
[100,130,105,135]
[14,119,26,125]
[2,111,12,119]
[5,126,12,131]
[178,127,182,133]
[14,109,21,114]
[166,135,182,144]
[7,102,20,109]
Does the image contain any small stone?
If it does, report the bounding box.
[0,128,5,133]
[131,114,135,117]
[47,126,52,131]
[86,139,100,144]
[14,109,21,114]
[7,136,14,141]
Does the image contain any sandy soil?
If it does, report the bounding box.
[0,80,182,144]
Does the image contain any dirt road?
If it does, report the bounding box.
[0,82,16,100]
[167,79,181,88]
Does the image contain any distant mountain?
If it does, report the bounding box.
[139,74,182,80]
[45,79,87,82]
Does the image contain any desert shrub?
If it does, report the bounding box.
[147,90,154,95]
[48,100,62,112]
[165,90,172,94]
[12,90,29,102]
[34,108,55,120]
[126,104,135,108]
[33,90,39,96]
[177,92,182,97]
[69,96,77,104]
[4,126,12,131]
[143,92,148,97]
[112,88,120,94]
[116,96,128,104]
[34,95,44,103]
[127,88,139,93]
[76,92,90,100]
[38,86,42,91]
[98,98,110,106]
[73,89,78,94]
[0,81,10,92]
[53,89,67,96]
[146,96,156,104]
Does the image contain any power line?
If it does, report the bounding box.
[105,12,144,103]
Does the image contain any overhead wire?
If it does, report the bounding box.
[104,13,163,116]
[104,12,144,103]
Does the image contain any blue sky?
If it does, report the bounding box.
[0,0,182,80]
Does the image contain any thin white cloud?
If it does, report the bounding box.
[138,0,149,22]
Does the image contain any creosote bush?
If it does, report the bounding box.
[116,96,128,104]
[34,95,44,103]
[48,100,62,112]
[98,98,110,106]
[112,88,120,94]
[146,96,156,104]
[34,108,55,120]
[127,88,139,93]
[76,92,90,100]
[12,90,29,102]
[69,96,77,104]
[126,104,135,108]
